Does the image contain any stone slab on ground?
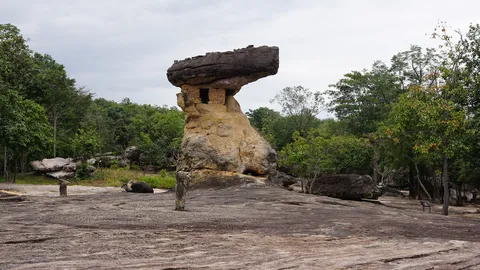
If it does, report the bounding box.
[0,185,479,269]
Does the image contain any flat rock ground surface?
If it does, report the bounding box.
[0,184,479,270]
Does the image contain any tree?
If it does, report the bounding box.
[246,107,281,147]
[246,107,281,133]
[8,99,51,181]
[0,89,51,182]
[280,130,372,193]
[0,89,22,181]
[80,102,115,153]
[327,61,407,135]
[0,24,32,91]
[27,53,82,157]
[270,85,324,136]
[390,45,441,88]
[388,82,467,215]
[72,128,100,160]
[128,105,184,168]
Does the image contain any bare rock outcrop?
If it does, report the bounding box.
[167,45,279,188]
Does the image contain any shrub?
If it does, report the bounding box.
[75,162,91,180]
[139,170,175,189]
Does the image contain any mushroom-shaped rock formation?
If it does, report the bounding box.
[167,45,279,189]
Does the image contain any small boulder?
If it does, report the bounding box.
[118,160,128,168]
[87,158,97,165]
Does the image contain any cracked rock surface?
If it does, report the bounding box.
[1,184,480,269]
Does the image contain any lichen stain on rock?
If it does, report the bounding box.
[166,45,279,186]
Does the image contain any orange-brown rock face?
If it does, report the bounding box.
[167,46,279,186]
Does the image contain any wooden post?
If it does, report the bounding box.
[175,172,188,211]
[59,181,67,196]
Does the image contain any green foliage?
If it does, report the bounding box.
[280,130,373,178]
[266,114,321,149]
[271,85,324,136]
[327,62,404,135]
[75,161,91,180]
[139,170,176,189]
[25,53,91,157]
[0,24,32,91]
[4,21,480,200]
[271,85,324,116]
[131,107,184,167]
[246,107,281,132]
[9,98,52,160]
[0,87,51,182]
[72,128,101,159]
[247,87,325,150]
[80,102,116,153]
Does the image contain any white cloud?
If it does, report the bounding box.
[2,0,480,117]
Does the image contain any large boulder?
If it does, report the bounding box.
[269,171,301,188]
[177,116,277,176]
[124,146,141,165]
[309,174,382,200]
[30,158,96,179]
[167,45,279,89]
[167,46,279,188]
[30,158,72,173]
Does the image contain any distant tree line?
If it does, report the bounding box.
[0,24,183,182]
[247,23,480,215]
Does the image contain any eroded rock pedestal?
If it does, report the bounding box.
[167,46,279,194]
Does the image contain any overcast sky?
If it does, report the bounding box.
[1,0,479,116]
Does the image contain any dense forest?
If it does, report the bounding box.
[2,23,480,214]
[0,24,184,181]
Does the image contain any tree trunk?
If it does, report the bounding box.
[3,144,6,180]
[3,145,9,183]
[408,163,418,199]
[13,157,17,184]
[372,150,380,184]
[53,116,57,158]
[20,151,27,173]
[308,171,318,194]
[442,154,449,216]
[456,183,462,206]
[410,158,432,201]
